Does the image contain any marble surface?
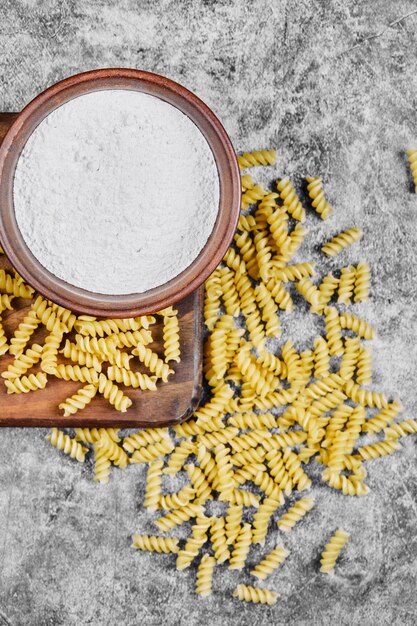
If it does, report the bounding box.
[0,1,417,624]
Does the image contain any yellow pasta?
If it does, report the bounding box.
[306,176,333,220]
[144,459,164,510]
[229,522,252,570]
[354,260,371,302]
[5,371,47,394]
[321,227,363,257]
[277,497,315,532]
[58,384,97,416]
[250,545,289,580]
[276,178,306,222]
[241,184,266,210]
[337,265,356,304]
[195,554,216,597]
[0,269,34,298]
[131,534,179,554]
[320,528,349,573]
[47,428,87,462]
[1,343,43,380]
[97,373,133,413]
[209,516,230,563]
[163,314,181,363]
[407,148,417,192]
[54,364,99,385]
[237,149,276,170]
[133,343,173,382]
[9,310,40,357]
[107,366,157,390]
[232,584,278,605]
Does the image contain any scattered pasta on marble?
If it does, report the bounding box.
[1,149,415,604]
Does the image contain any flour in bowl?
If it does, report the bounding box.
[13,90,220,295]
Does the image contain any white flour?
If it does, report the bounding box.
[13,90,220,295]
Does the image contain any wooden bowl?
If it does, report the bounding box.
[0,69,240,317]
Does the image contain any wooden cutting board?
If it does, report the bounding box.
[0,112,203,428]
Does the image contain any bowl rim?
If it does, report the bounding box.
[0,68,240,317]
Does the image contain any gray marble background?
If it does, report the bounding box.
[0,1,417,624]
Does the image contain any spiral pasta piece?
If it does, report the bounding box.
[266,278,293,312]
[132,534,179,554]
[74,317,140,337]
[130,439,175,464]
[277,497,315,532]
[5,371,47,394]
[337,265,356,304]
[241,184,265,210]
[252,495,282,545]
[237,149,276,170]
[96,429,129,467]
[0,294,15,312]
[254,283,281,337]
[74,334,117,357]
[209,517,230,563]
[60,341,102,370]
[54,364,99,385]
[295,277,322,312]
[320,528,349,573]
[384,419,417,439]
[356,345,372,385]
[306,176,333,220]
[110,328,153,349]
[165,439,196,474]
[234,230,259,279]
[318,272,339,305]
[361,400,402,434]
[339,336,360,381]
[58,384,97,416]
[158,485,195,510]
[407,148,417,192]
[356,440,401,461]
[47,428,87,462]
[354,260,371,302]
[133,343,173,382]
[219,266,240,317]
[339,313,375,340]
[229,523,252,570]
[233,583,278,605]
[240,173,254,191]
[236,348,274,397]
[214,444,235,502]
[144,459,164,510]
[163,314,180,363]
[97,373,133,412]
[185,464,213,504]
[276,177,306,222]
[33,296,75,331]
[344,379,388,408]
[74,428,101,444]
[193,553,216,597]
[107,366,157,390]
[0,269,34,298]
[9,310,40,357]
[321,227,363,257]
[324,307,344,356]
[194,384,234,425]
[1,343,43,380]
[313,337,330,379]
[155,504,205,534]
[93,440,111,483]
[122,428,169,453]
[250,545,289,580]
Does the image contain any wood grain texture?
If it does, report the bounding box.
[0,111,203,427]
